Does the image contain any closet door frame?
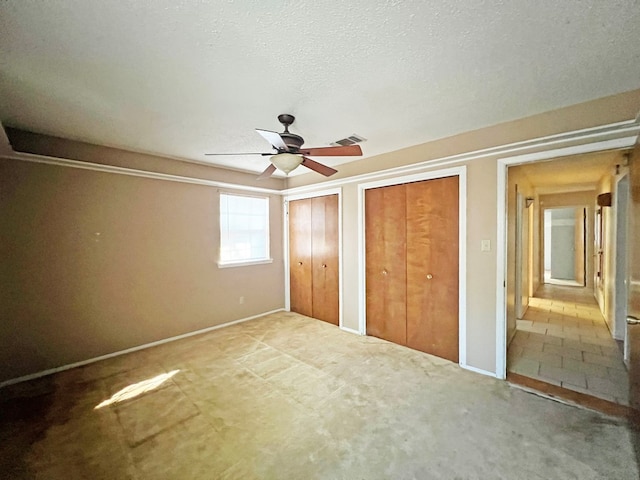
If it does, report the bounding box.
[284,188,343,328]
[358,166,467,367]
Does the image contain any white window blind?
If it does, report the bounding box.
[219,193,270,266]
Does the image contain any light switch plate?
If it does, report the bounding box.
[481,240,491,252]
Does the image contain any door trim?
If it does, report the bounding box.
[357,166,468,367]
[284,188,344,328]
[496,137,637,380]
[514,190,524,319]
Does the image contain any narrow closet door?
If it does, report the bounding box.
[365,184,407,345]
[289,198,313,317]
[406,176,459,362]
[312,194,339,325]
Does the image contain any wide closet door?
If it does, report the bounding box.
[289,194,339,325]
[365,176,459,362]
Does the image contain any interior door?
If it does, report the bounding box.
[406,177,459,361]
[289,198,313,317]
[365,184,407,345]
[311,195,339,325]
[627,135,640,416]
[614,177,629,341]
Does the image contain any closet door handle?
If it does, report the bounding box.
[322,264,327,268]
[298,261,303,266]
[426,274,433,280]
[382,269,388,276]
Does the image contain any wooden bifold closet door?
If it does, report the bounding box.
[289,195,339,325]
[365,176,459,362]
[289,199,313,317]
[365,184,407,345]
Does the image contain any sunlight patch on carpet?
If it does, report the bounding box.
[94,370,180,409]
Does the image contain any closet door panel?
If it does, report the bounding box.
[406,176,459,362]
[289,198,313,317]
[312,195,339,325]
[365,184,407,345]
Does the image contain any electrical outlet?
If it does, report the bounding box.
[481,240,491,252]
[239,296,245,305]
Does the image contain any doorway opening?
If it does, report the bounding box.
[503,149,631,408]
[542,206,586,287]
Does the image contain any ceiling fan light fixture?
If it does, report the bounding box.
[270,153,302,174]
[206,114,362,179]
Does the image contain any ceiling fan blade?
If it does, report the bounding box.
[301,157,338,177]
[256,129,289,151]
[205,152,272,156]
[299,145,362,156]
[257,163,277,180]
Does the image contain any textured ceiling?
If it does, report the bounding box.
[1,1,639,177]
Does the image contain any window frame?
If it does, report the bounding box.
[218,192,272,268]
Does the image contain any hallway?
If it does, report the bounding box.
[508,284,629,405]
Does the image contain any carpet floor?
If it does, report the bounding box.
[0,311,637,479]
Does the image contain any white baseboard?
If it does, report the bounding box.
[0,308,285,388]
[460,363,498,378]
[339,326,362,335]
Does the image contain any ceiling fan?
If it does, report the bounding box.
[205,114,363,179]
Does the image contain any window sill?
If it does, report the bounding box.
[217,258,274,269]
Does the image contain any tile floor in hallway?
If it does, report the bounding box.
[1,311,637,479]
[508,284,629,405]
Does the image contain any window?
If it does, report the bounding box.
[219,193,271,267]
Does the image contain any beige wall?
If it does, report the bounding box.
[5,127,286,192]
[464,160,499,370]
[0,157,285,383]
[286,90,640,191]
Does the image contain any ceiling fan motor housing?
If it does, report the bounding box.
[277,114,304,151]
[280,132,304,151]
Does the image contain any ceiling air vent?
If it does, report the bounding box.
[331,134,367,147]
